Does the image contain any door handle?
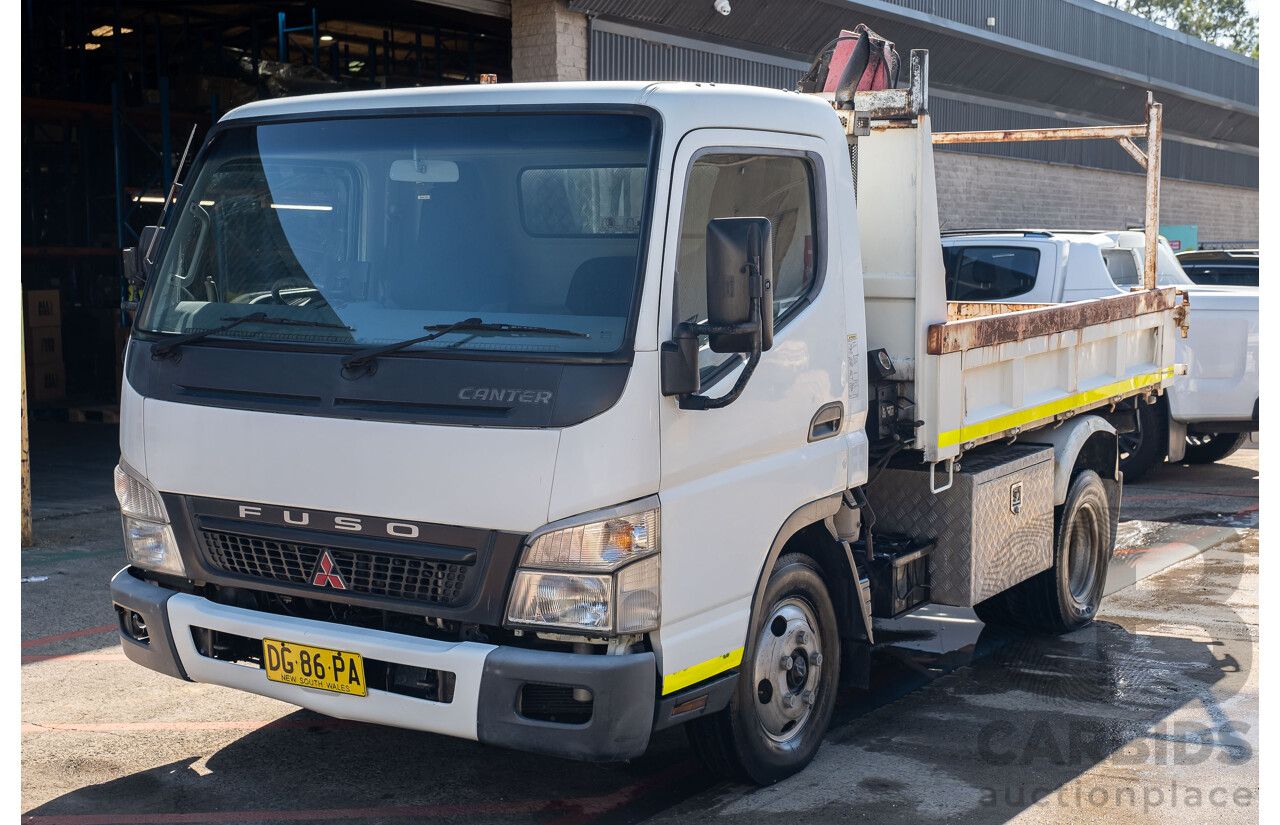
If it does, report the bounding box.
[808,402,844,442]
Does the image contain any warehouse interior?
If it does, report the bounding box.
[22,0,511,409]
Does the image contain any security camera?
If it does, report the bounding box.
[713,0,731,15]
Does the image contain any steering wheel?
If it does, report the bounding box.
[270,278,329,309]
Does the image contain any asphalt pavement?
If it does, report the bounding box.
[20,423,1259,824]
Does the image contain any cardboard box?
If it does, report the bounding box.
[28,361,66,402]
[25,289,61,328]
[24,325,62,365]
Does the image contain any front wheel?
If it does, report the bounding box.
[1182,432,1248,464]
[686,553,840,784]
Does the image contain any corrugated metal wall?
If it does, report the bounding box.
[591,29,802,89]
[589,27,1257,189]
[573,0,1258,108]
[879,0,1256,106]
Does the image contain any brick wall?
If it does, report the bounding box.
[934,151,1258,243]
[511,0,587,82]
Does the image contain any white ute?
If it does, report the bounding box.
[940,230,1258,479]
[110,46,1181,782]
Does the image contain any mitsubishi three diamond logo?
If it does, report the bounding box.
[311,551,347,589]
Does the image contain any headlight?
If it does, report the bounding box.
[507,571,613,632]
[122,516,185,576]
[505,498,661,636]
[114,463,185,577]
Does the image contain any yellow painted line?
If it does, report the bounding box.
[662,647,744,696]
[938,367,1174,448]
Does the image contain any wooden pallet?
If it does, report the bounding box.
[67,405,120,424]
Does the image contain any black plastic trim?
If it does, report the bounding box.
[652,671,738,731]
[165,493,524,624]
[110,566,192,682]
[126,339,632,429]
[194,517,478,565]
[477,647,655,762]
[748,494,845,631]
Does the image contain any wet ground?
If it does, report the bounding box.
[20,425,1258,824]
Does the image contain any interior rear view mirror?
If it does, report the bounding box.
[390,159,460,183]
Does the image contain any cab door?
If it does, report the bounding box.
[655,129,852,693]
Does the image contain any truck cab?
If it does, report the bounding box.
[112,80,866,771]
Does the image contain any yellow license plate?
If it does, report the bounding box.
[263,638,367,697]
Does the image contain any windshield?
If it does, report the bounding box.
[136,112,656,356]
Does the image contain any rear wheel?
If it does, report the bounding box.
[1117,400,1165,482]
[972,470,1112,634]
[686,553,840,784]
[1182,432,1248,464]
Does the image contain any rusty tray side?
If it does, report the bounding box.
[927,288,1176,355]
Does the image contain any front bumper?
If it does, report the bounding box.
[110,568,656,761]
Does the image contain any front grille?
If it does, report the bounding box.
[201,530,469,606]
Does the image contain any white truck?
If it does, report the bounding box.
[110,50,1181,783]
[939,230,1257,479]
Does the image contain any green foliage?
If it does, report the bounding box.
[1109,0,1258,57]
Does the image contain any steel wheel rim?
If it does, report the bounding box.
[1118,430,1142,458]
[1066,503,1100,605]
[752,597,823,744]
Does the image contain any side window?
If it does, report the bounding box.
[1102,249,1141,288]
[675,152,818,379]
[943,245,1040,301]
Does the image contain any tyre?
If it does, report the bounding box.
[972,470,1112,634]
[1182,432,1248,465]
[686,553,840,784]
[1117,400,1166,482]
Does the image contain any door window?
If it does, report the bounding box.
[674,152,819,380]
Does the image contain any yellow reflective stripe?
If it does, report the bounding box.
[937,367,1174,448]
[662,647,744,695]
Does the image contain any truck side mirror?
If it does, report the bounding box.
[121,247,145,287]
[661,217,774,410]
[122,225,164,287]
[705,217,773,353]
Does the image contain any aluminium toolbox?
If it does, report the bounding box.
[863,444,1054,607]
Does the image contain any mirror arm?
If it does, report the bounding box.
[678,348,761,411]
[676,280,765,411]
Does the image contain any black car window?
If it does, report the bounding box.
[942,246,1040,301]
[1180,264,1258,288]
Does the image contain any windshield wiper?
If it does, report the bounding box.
[153,313,354,359]
[341,317,589,376]
[422,320,589,338]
